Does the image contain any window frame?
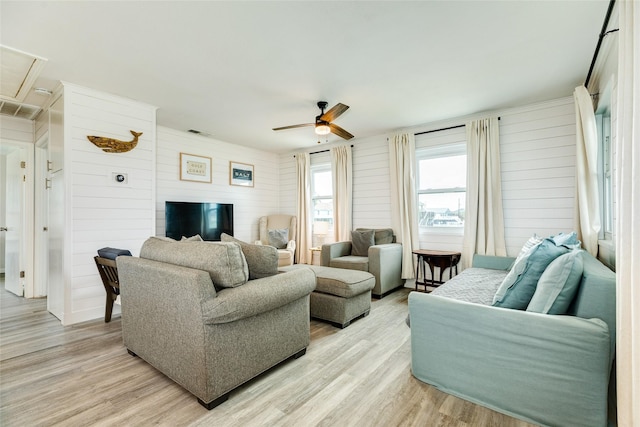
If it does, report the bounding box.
[310,163,334,247]
[596,110,613,241]
[416,143,467,235]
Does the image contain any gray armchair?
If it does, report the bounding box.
[117,237,316,409]
[321,228,404,298]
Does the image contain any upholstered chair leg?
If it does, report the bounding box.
[198,393,230,410]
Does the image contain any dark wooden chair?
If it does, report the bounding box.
[94,256,121,322]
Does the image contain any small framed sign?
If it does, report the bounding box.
[180,153,212,183]
[229,161,254,187]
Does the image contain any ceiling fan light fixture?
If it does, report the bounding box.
[315,123,330,135]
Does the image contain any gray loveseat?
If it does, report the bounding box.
[117,237,316,409]
[408,251,615,427]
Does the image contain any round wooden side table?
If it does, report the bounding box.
[412,249,461,292]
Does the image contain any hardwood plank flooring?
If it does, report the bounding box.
[0,281,536,427]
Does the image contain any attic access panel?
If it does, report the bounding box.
[0,45,47,102]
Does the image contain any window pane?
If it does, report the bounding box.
[312,198,334,246]
[312,170,332,197]
[418,193,465,227]
[418,155,466,190]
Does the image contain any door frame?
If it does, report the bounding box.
[34,133,49,297]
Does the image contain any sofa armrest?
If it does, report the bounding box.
[286,239,296,253]
[320,241,352,266]
[471,254,515,270]
[202,267,316,324]
[408,292,611,427]
[368,243,402,256]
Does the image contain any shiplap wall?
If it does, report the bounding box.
[500,98,577,255]
[61,83,156,325]
[278,135,394,231]
[156,127,280,243]
[0,116,34,273]
[278,96,578,268]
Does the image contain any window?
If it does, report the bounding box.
[311,164,334,247]
[417,144,466,233]
[597,109,613,239]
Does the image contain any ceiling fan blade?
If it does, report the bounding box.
[320,103,349,122]
[329,123,354,140]
[272,123,314,131]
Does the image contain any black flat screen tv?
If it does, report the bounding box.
[165,201,233,241]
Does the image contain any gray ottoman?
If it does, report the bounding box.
[280,265,375,328]
[286,265,375,328]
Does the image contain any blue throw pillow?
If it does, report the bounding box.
[493,234,576,310]
[526,250,584,314]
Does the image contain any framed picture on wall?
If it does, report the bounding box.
[180,153,212,183]
[229,161,254,187]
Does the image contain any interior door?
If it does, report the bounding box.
[4,147,24,296]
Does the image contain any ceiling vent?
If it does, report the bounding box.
[0,99,42,120]
[0,45,47,102]
[187,129,211,137]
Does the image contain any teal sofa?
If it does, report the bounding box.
[408,252,615,427]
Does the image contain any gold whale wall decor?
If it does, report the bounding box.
[87,130,143,153]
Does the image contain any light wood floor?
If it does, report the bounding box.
[0,281,536,427]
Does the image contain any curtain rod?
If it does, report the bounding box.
[585,0,618,88]
[293,144,353,158]
[414,117,501,136]
[415,124,464,136]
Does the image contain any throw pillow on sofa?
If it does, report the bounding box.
[493,232,579,310]
[515,233,543,263]
[526,249,584,314]
[140,237,249,288]
[351,229,375,256]
[221,233,279,279]
[181,234,203,242]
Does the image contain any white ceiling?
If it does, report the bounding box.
[1,1,608,153]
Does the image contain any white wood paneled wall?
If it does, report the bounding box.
[352,135,393,229]
[500,98,576,256]
[62,83,156,324]
[279,96,579,264]
[155,127,280,243]
[0,115,34,143]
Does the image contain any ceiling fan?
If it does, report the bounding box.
[273,101,354,140]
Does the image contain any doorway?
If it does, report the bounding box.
[0,141,35,297]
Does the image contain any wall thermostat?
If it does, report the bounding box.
[112,172,129,184]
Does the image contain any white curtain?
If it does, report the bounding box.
[574,85,602,256]
[295,153,312,264]
[331,145,352,242]
[389,133,419,279]
[615,2,640,425]
[462,117,506,269]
